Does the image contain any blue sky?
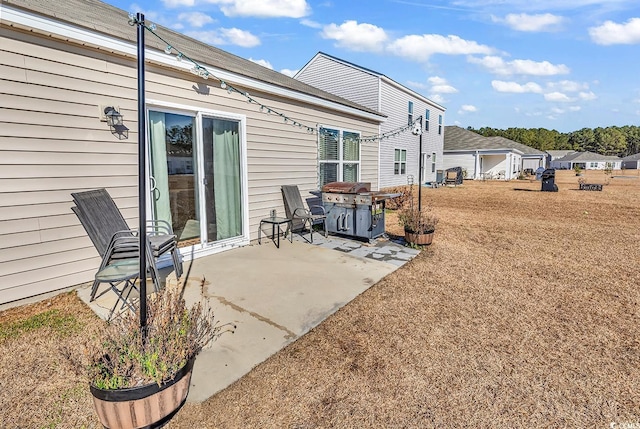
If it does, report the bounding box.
[104,0,640,132]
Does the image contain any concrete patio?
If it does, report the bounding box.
[76,233,419,402]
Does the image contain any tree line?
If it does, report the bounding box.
[467,125,640,157]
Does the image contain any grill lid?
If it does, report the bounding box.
[321,181,371,194]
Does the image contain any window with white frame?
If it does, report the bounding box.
[394,149,407,175]
[319,127,360,186]
[590,162,598,168]
[438,114,443,135]
[431,152,436,173]
[425,109,430,131]
[408,101,414,125]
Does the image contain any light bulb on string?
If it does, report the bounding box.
[220,81,227,89]
[176,53,183,62]
[164,45,172,54]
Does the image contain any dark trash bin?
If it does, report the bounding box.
[541,168,558,192]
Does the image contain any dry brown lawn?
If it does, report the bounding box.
[1,169,639,428]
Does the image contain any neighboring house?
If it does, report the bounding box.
[622,153,640,169]
[0,0,386,304]
[550,151,622,170]
[486,136,546,171]
[294,52,446,188]
[442,126,523,180]
[545,150,576,167]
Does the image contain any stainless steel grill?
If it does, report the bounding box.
[320,182,398,241]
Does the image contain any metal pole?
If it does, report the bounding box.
[137,13,148,333]
[418,116,423,212]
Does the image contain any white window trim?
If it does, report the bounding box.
[394,148,407,175]
[318,126,362,185]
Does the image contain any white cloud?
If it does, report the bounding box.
[492,80,543,93]
[249,58,273,69]
[589,17,640,45]
[551,107,565,114]
[280,68,299,77]
[459,105,478,114]
[469,55,570,76]
[432,85,458,94]
[569,106,582,111]
[406,80,429,90]
[546,80,588,92]
[544,92,572,102]
[162,0,195,7]
[178,12,214,27]
[578,91,597,100]
[428,76,447,86]
[429,93,446,104]
[208,0,311,18]
[428,76,458,98]
[300,19,322,29]
[388,34,493,61]
[321,21,388,52]
[186,28,260,47]
[493,13,565,32]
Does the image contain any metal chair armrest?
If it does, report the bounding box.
[146,219,174,235]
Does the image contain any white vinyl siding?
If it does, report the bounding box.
[294,53,446,189]
[296,55,380,111]
[0,29,380,304]
[443,153,477,178]
[378,82,445,188]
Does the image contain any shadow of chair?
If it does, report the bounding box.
[71,188,183,303]
[281,185,327,243]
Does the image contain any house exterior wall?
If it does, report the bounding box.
[295,54,446,190]
[378,80,445,188]
[295,55,380,112]
[522,156,545,170]
[443,152,477,179]
[0,28,380,304]
[550,160,621,170]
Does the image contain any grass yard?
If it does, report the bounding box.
[1,169,639,428]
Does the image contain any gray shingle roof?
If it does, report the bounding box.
[547,150,576,159]
[487,136,545,155]
[622,152,640,161]
[4,0,383,118]
[444,126,543,155]
[555,151,621,162]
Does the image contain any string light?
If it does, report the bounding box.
[128,14,422,142]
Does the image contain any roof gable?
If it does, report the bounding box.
[296,51,445,111]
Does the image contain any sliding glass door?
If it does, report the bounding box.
[149,110,243,247]
[202,117,242,242]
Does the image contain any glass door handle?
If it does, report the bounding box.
[149,176,157,191]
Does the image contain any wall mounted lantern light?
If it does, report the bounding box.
[103,106,129,140]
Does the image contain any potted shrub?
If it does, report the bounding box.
[397,203,439,245]
[573,164,583,176]
[84,283,233,428]
[394,182,439,246]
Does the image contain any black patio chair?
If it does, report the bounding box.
[281,185,327,243]
[71,188,182,301]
